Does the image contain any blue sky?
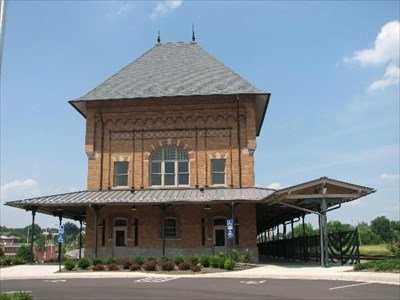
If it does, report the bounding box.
[1,1,399,229]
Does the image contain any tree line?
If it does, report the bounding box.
[289,215,399,245]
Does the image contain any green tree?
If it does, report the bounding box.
[16,245,33,262]
[371,216,392,242]
[390,221,400,242]
[327,220,354,233]
[357,222,382,245]
[289,223,317,238]
[63,222,79,242]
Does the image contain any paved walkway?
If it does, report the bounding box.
[1,262,399,285]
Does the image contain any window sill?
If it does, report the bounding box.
[158,238,181,241]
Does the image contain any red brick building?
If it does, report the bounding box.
[6,41,374,264]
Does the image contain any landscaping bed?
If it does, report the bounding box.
[60,250,255,274]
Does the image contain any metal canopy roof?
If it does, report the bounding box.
[256,177,375,233]
[5,187,274,220]
[5,177,375,227]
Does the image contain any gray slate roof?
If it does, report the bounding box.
[72,42,266,102]
[69,42,270,135]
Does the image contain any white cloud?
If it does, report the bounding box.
[266,183,283,190]
[150,0,183,20]
[368,64,400,91]
[345,20,399,66]
[116,2,135,16]
[344,20,400,91]
[0,179,40,202]
[380,173,400,180]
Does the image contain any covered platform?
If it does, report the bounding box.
[5,177,374,266]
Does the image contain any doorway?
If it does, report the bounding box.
[113,218,127,258]
[213,217,227,253]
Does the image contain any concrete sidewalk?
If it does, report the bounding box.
[1,262,399,285]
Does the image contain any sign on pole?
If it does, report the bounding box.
[59,224,64,234]
[58,232,64,243]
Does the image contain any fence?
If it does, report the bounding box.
[257,228,360,265]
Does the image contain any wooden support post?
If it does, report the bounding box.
[30,208,36,264]
[58,214,63,273]
[79,218,83,260]
[93,206,100,259]
[160,205,167,256]
[321,199,329,267]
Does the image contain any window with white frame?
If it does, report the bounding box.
[211,159,226,185]
[114,161,128,187]
[150,146,189,186]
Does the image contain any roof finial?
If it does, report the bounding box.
[157,30,161,44]
[192,23,195,42]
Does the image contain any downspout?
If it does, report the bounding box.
[96,101,105,190]
[236,95,242,188]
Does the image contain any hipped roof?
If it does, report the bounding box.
[69,42,270,136]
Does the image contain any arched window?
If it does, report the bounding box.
[150,146,189,186]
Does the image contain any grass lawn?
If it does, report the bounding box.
[359,244,393,257]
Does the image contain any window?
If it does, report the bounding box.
[163,218,177,238]
[211,159,226,185]
[150,146,189,186]
[114,162,128,187]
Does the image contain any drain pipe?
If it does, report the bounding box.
[97,101,105,190]
[236,95,242,188]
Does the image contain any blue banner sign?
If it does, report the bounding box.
[58,233,64,243]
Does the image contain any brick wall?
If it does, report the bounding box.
[84,95,258,190]
[85,203,256,251]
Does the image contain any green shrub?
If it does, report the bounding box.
[160,260,175,271]
[129,263,141,271]
[229,249,239,262]
[106,257,118,265]
[134,256,144,266]
[218,252,226,259]
[174,255,185,265]
[199,255,210,267]
[0,291,33,300]
[0,248,4,258]
[189,256,199,265]
[0,257,12,266]
[143,261,157,271]
[224,258,236,270]
[191,264,201,272]
[12,257,26,265]
[92,258,103,266]
[354,259,400,272]
[159,256,169,263]
[147,256,157,262]
[92,264,105,271]
[240,249,252,264]
[120,256,133,270]
[77,258,90,270]
[210,256,220,268]
[107,263,119,271]
[64,259,75,271]
[387,242,400,258]
[178,262,191,271]
[15,245,33,262]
